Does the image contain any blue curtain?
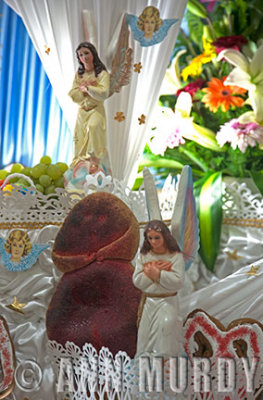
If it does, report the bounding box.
[0,0,73,169]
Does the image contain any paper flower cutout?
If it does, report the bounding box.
[114,112,125,122]
[44,45,50,55]
[134,62,142,73]
[138,114,146,125]
[6,297,27,314]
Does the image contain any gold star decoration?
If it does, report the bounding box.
[246,265,259,276]
[44,45,50,55]
[226,249,243,261]
[6,296,27,314]
[134,62,142,73]
[138,114,146,125]
[114,111,125,122]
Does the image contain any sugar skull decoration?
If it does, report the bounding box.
[46,192,141,357]
[0,230,49,272]
[126,6,178,47]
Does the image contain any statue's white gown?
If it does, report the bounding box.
[133,251,185,358]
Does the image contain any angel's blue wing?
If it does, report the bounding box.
[153,19,178,45]
[0,240,49,272]
[171,166,199,270]
[143,167,162,220]
[126,14,178,47]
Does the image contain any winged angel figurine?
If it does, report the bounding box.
[68,15,132,183]
[133,166,199,357]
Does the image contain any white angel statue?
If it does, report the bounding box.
[133,166,199,358]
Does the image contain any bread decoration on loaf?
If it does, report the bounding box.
[46,192,141,357]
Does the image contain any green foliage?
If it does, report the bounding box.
[250,171,263,195]
[185,10,205,46]
[194,172,223,271]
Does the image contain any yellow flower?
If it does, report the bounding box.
[181,38,217,81]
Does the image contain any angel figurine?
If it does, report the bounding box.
[68,42,111,172]
[133,166,199,358]
[68,17,132,179]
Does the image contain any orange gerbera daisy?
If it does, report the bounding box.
[201,77,247,113]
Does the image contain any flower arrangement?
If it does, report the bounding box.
[139,0,263,271]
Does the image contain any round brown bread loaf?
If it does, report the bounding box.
[47,260,140,355]
[46,192,141,357]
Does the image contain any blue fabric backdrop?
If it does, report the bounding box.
[0,0,73,169]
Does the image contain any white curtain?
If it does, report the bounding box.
[4,0,187,186]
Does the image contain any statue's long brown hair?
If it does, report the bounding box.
[76,42,107,77]
[140,220,180,254]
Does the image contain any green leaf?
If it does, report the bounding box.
[194,172,223,271]
[139,157,185,170]
[185,10,205,46]
[187,0,207,19]
[250,171,263,196]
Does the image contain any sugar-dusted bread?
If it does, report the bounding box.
[47,192,141,357]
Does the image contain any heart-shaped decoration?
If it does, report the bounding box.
[183,309,263,399]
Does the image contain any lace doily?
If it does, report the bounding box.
[0,172,147,226]
[47,340,263,400]
[222,180,263,221]
[1,173,263,227]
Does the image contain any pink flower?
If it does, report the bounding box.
[213,35,248,54]
[149,107,187,155]
[216,119,263,153]
[165,129,185,150]
[176,79,206,98]
[200,0,217,12]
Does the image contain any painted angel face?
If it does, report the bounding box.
[146,229,166,253]
[11,239,25,262]
[78,47,94,72]
[144,16,156,38]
